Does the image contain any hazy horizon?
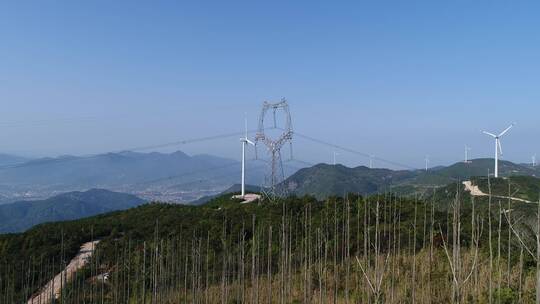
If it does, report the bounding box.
[2,2,539,169]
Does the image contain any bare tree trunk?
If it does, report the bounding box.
[268,225,272,304]
[412,198,417,304]
[345,197,350,304]
[143,241,146,304]
[488,175,494,304]
[497,200,502,304]
[429,189,435,303]
[519,240,523,303]
[252,215,257,304]
[507,183,512,288]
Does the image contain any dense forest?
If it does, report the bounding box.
[1,182,540,303]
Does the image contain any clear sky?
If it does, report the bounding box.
[1,1,539,169]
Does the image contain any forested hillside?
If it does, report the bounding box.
[280,159,540,200]
[1,190,539,303]
[0,189,145,233]
[281,164,416,199]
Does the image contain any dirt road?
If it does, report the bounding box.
[462,181,533,203]
[27,240,100,304]
[462,181,488,196]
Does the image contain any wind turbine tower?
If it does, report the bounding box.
[425,155,430,172]
[464,145,471,163]
[333,151,339,165]
[533,154,537,167]
[240,117,255,198]
[482,123,515,178]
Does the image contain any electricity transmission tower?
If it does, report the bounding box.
[255,99,293,199]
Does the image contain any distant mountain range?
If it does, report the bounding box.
[0,151,291,204]
[0,151,237,187]
[0,151,537,205]
[0,189,145,233]
[0,153,30,167]
[1,156,538,231]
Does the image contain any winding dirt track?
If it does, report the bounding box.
[462,181,533,204]
[27,240,99,304]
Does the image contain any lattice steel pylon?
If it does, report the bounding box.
[254,99,293,199]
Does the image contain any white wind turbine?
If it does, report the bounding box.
[240,117,255,198]
[464,145,471,163]
[482,123,515,178]
[333,151,339,165]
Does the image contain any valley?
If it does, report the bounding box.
[0,151,282,204]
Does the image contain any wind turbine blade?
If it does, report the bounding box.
[498,123,515,137]
[482,131,497,138]
[244,115,249,139]
[246,139,255,146]
[498,140,503,156]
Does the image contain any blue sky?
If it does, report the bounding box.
[1,1,539,169]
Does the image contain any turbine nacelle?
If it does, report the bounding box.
[241,138,255,146]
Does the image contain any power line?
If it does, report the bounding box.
[0,129,259,171]
[282,129,462,185]
[115,129,259,153]
[0,124,460,187]
[283,158,314,168]
[291,130,417,170]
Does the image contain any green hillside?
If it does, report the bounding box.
[445,158,535,177]
[414,158,538,185]
[431,175,540,205]
[472,175,540,202]
[2,191,539,303]
[279,159,540,200]
[0,189,145,233]
[281,163,417,199]
[0,194,434,303]
[429,176,540,228]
